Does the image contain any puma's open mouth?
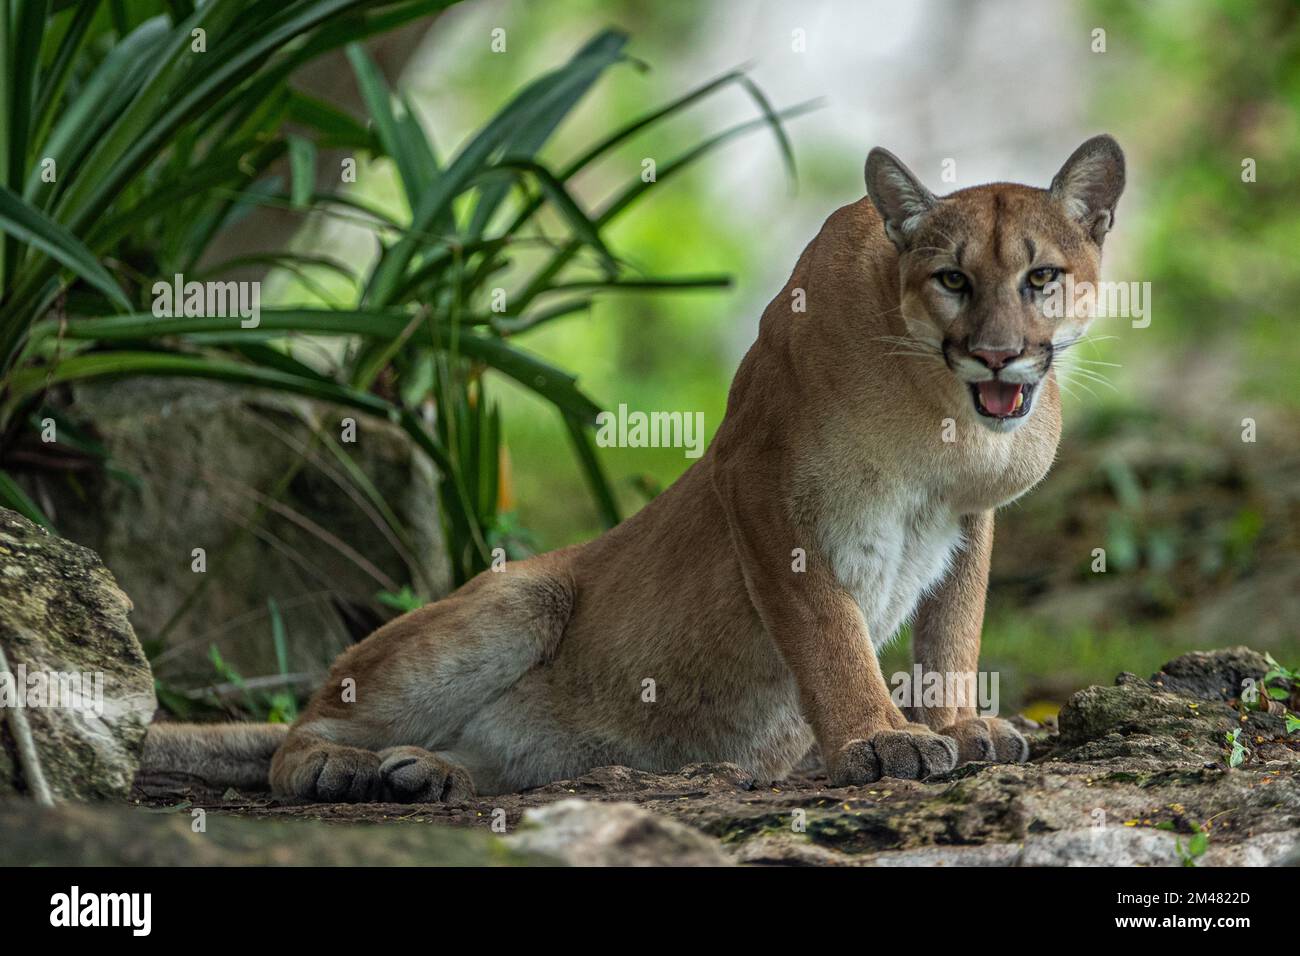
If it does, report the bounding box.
[969,381,1033,419]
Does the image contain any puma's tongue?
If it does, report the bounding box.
[976,380,1023,416]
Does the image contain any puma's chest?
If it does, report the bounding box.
[816,493,964,648]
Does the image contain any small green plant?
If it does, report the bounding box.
[1240,654,1300,733]
[197,598,301,723]
[204,641,299,724]
[146,600,304,722]
[1175,826,1208,867]
[206,644,256,715]
[1224,727,1247,768]
[1262,655,1298,698]
[1264,656,1300,733]
[1155,817,1210,866]
[377,585,426,614]
[264,598,299,724]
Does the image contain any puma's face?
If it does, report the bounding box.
[866,136,1126,433]
[900,187,1102,431]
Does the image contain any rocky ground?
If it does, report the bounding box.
[2,646,1294,866]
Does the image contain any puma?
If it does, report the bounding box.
[143,135,1125,801]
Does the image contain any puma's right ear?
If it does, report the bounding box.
[1050,134,1126,245]
[865,147,937,251]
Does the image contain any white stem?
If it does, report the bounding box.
[0,641,56,807]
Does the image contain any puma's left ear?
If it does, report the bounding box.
[1050,134,1126,245]
[865,147,937,251]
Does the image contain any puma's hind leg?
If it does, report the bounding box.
[270,563,574,803]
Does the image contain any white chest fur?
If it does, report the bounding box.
[816,490,964,649]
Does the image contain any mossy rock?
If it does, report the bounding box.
[0,508,155,800]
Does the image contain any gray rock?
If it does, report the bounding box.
[730,831,863,866]
[507,799,733,866]
[850,828,1300,867]
[1019,827,1184,866]
[1054,646,1288,766]
[1019,826,1300,867]
[736,827,1300,868]
[1201,830,1300,867]
[0,799,553,866]
[733,834,1024,867]
[859,843,1024,867]
[0,508,155,800]
[1149,646,1275,701]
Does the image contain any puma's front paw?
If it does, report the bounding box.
[830,724,958,786]
[939,717,1029,765]
[378,746,475,803]
[298,746,382,802]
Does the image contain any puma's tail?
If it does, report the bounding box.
[137,722,289,789]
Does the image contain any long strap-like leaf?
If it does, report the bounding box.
[0,185,129,365]
[26,308,604,422]
[363,29,628,310]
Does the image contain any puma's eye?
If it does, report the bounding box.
[936,270,969,292]
[1027,267,1060,289]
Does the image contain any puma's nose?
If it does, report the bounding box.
[969,348,1022,370]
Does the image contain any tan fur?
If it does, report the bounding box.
[147,137,1124,800]
[139,722,288,789]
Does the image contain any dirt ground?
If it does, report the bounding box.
[59,646,1288,867]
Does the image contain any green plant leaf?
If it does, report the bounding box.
[4,349,390,416]
[486,158,616,274]
[29,308,604,421]
[514,97,820,312]
[377,585,426,613]
[0,469,52,528]
[4,0,49,285]
[29,1,102,170]
[464,29,630,241]
[287,135,318,209]
[345,42,433,203]
[0,184,129,309]
[286,89,378,151]
[562,411,620,528]
[364,28,628,308]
